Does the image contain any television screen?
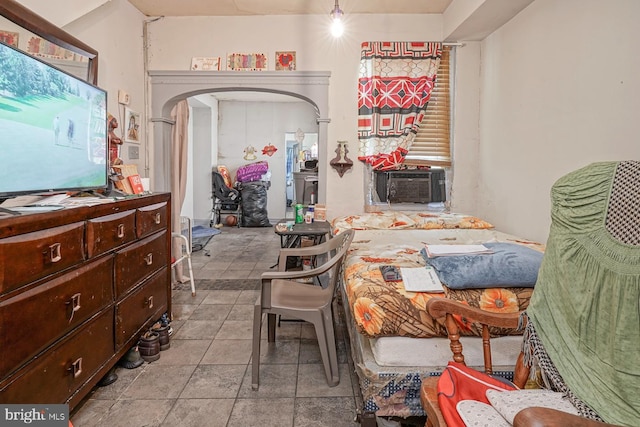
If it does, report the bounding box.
[0,41,107,199]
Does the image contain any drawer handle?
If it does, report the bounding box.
[154,212,161,224]
[65,293,82,323]
[144,253,153,266]
[49,243,62,263]
[117,223,125,238]
[145,295,154,309]
[68,358,83,378]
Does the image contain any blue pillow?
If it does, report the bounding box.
[420,242,543,289]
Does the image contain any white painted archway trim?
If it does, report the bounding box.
[148,70,331,205]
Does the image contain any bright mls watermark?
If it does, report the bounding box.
[0,405,68,426]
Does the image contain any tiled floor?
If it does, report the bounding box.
[70,225,363,427]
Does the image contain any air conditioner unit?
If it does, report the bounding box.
[375,169,446,203]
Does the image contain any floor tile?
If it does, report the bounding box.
[180,364,247,398]
[190,303,233,320]
[227,303,254,320]
[70,399,115,427]
[91,399,174,427]
[226,398,295,427]
[173,319,224,340]
[259,339,301,364]
[236,289,260,304]
[294,396,357,427]
[153,339,210,365]
[201,339,252,365]
[121,364,196,399]
[295,363,354,398]
[237,364,297,399]
[89,365,144,400]
[171,303,198,321]
[161,398,235,427]
[172,289,208,305]
[201,289,241,304]
[215,320,254,339]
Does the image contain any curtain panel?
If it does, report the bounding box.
[357,42,442,170]
[171,99,189,282]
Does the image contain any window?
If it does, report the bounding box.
[404,46,452,167]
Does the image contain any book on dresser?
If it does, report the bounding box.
[128,174,145,194]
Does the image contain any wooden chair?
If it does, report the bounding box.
[251,229,354,390]
[420,298,524,427]
[420,298,623,427]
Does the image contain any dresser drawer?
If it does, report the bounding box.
[136,202,168,238]
[114,231,167,297]
[0,308,113,404]
[0,222,85,295]
[0,256,113,379]
[86,210,136,258]
[115,267,168,349]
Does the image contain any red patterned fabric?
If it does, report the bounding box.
[357,41,441,170]
[360,147,408,170]
[437,362,516,427]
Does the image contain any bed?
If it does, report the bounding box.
[332,211,544,420]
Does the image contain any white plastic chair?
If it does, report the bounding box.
[252,229,354,390]
[171,216,196,296]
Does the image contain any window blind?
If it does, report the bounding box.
[404,46,452,167]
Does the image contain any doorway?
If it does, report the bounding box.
[148,70,331,222]
[285,131,318,212]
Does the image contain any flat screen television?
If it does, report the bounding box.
[0,41,108,200]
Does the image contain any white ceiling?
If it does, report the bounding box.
[126,0,453,17]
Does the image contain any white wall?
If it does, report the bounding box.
[217,100,319,221]
[63,0,147,175]
[186,95,219,222]
[28,0,640,243]
[145,14,445,221]
[476,0,640,242]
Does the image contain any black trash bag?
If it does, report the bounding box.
[239,181,271,227]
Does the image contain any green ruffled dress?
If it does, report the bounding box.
[527,161,640,426]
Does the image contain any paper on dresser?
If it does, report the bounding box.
[424,244,492,257]
[0,195,43,208]
[401,267,445,293]
[37,194,71,205]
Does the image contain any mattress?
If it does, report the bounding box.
[341,284,523,418]
[335,219,544,418]
[369,335,522,367]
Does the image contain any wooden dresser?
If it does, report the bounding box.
[0,193,171,410]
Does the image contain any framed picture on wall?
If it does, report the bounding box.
[227,52,267,71]
[191,56,221,70]
[275,51,296,71]
[124,107,140,143]
[0,30,19,47]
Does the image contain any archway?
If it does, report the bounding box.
[148,71,331,212]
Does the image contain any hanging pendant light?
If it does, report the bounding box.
[330,0,344,38]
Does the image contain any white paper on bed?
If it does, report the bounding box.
[401,267,444,292]
[424,244,492,257]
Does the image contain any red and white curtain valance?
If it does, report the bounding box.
[357,41,442,170]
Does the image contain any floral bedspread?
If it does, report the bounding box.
[341,227,544,339]
[332,211,494,235]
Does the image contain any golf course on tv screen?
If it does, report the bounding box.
[0,41,107,197]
